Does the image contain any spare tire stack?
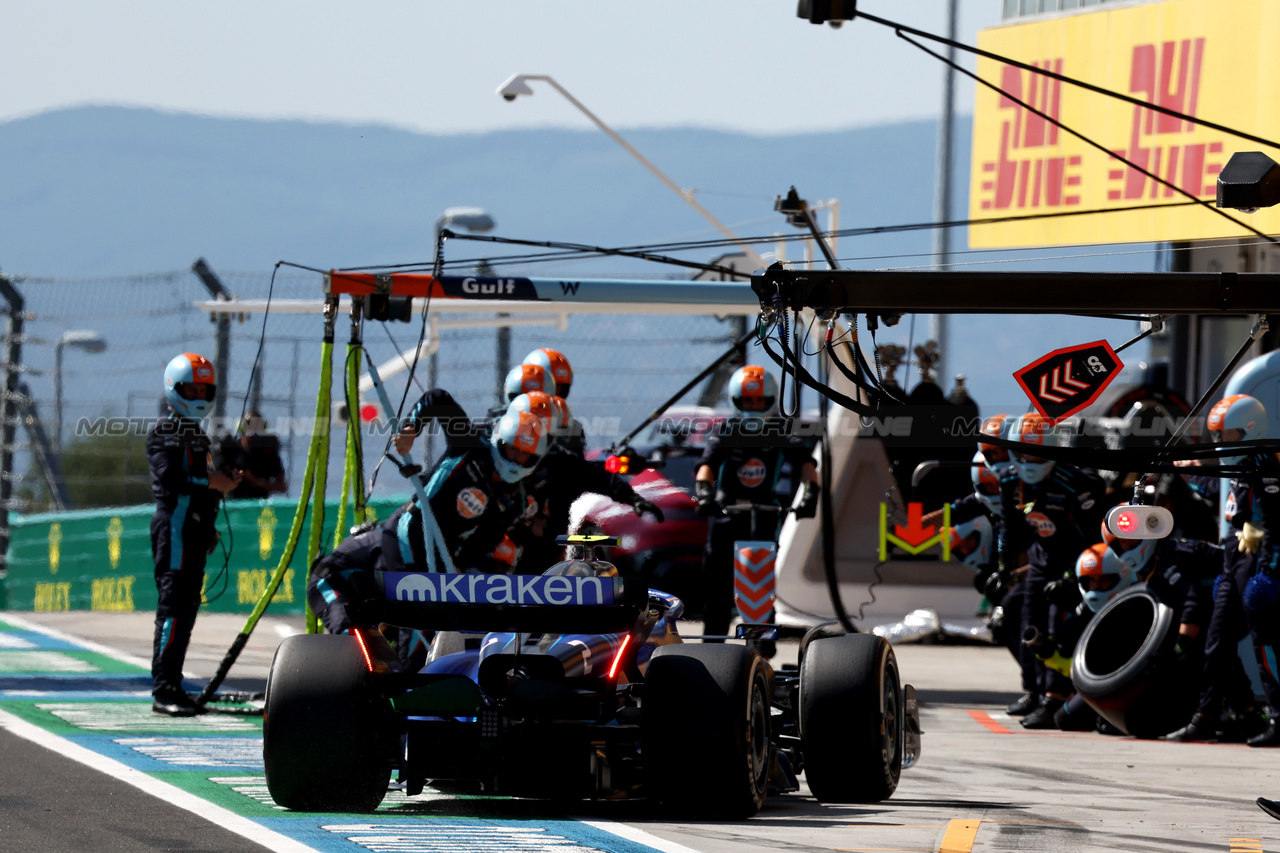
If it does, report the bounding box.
[1071,585,1199,739]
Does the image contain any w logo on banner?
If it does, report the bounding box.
[733,541,777,623]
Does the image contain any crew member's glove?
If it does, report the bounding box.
[695,480,720,517]
[983,569,1010,603]
[1244,571,1280,613]
[1043,576,1080,608]
[1237,521,1265,555]
[633,498,665,523]
[794,481,819,519]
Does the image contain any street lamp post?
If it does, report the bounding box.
[54,329,107,455]
[497,73,766,269]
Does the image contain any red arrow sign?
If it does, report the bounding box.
[894,502,937,547]
[1013,340,1124,424]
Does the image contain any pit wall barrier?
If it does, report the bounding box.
[2,496,410,614]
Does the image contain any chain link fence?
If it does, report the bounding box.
[5,264,750,516]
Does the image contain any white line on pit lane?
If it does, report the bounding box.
[0,706,320,853]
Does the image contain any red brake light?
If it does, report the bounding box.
[608,634,632,680]
[352,628,376,672]
[605,455,630,475]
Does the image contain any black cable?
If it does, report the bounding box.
[855,8,1280,152]
[203,502,234,604]
[235,262,280,437]
[1113,325,1157,355]
[341,199,1203,277]
[371,230,442,491]
[377,322,429,396]
[897,30,1280,252]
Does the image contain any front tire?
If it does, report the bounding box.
[800,633,903,803]
[263,634,393,812]
[643,644,772,819]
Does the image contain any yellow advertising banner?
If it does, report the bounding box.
[968,0,1280,248]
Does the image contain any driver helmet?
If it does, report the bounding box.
[545,558,619,578]
[489,405,548,483]
[1077,541,1138,613]
[1010,413,1057,485]
[523,348,573,399]
[1207,393,1268,466]
[1099,510,1157,576]
[729,365,778,422]
[504,363,554,402]
[508,391,556,433]
[971,451,1002,517]
[951,513,994,569]
[163,353,216,420]
[978,414,1015,477]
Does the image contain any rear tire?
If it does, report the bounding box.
[263,634,393,812]
[643,645,772,819]
[800,633,902,803]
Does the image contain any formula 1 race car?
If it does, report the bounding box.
[262,537,921,818]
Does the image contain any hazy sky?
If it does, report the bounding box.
[3,1,1004,134]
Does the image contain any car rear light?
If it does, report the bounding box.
[608,634,633,680]
[352,628,376,672]
[605,454,630,475]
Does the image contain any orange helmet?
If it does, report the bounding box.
[504,363,553,401]
[163,352,216,419]
[979,414,1012,470]
[1010,413,1056,484]
[509,391,556,432]
[523,348,573,399]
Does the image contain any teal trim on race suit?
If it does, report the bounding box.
[315,577,338,605]
[168,495,189,571]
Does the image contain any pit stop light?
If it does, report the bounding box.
[1105,504,1174,540]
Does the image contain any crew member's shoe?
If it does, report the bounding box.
[153,685,204,717]
[1006,691,1038,716]
[1165,713,1216,742]
[1247,719,1280,747]
[1258,797,1280,821]
[1020,698,1064,729]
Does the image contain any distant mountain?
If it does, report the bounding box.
[0,106,971,276]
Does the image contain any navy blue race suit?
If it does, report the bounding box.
[1193,455,1280,718]
[949,492,1037,694]
[515,447,647,575]
[698,416,814,637]
[999,463,1107,697]
[147,412,221,693]
[308,389,528,655]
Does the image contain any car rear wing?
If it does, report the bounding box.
[363,571,647,634]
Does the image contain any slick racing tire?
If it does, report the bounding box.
[642,644,772,819]
[263,634,392,812]
[800,633,903,803]
[1071,585,1193,739]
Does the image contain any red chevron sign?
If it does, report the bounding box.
[733,542,777,624]
[1013,340,1123,423]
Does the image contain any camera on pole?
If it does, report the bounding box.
[796,0,856,28]
[1216,151,1280,212]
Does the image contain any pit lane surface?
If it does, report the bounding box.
[4,611,1279,853]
